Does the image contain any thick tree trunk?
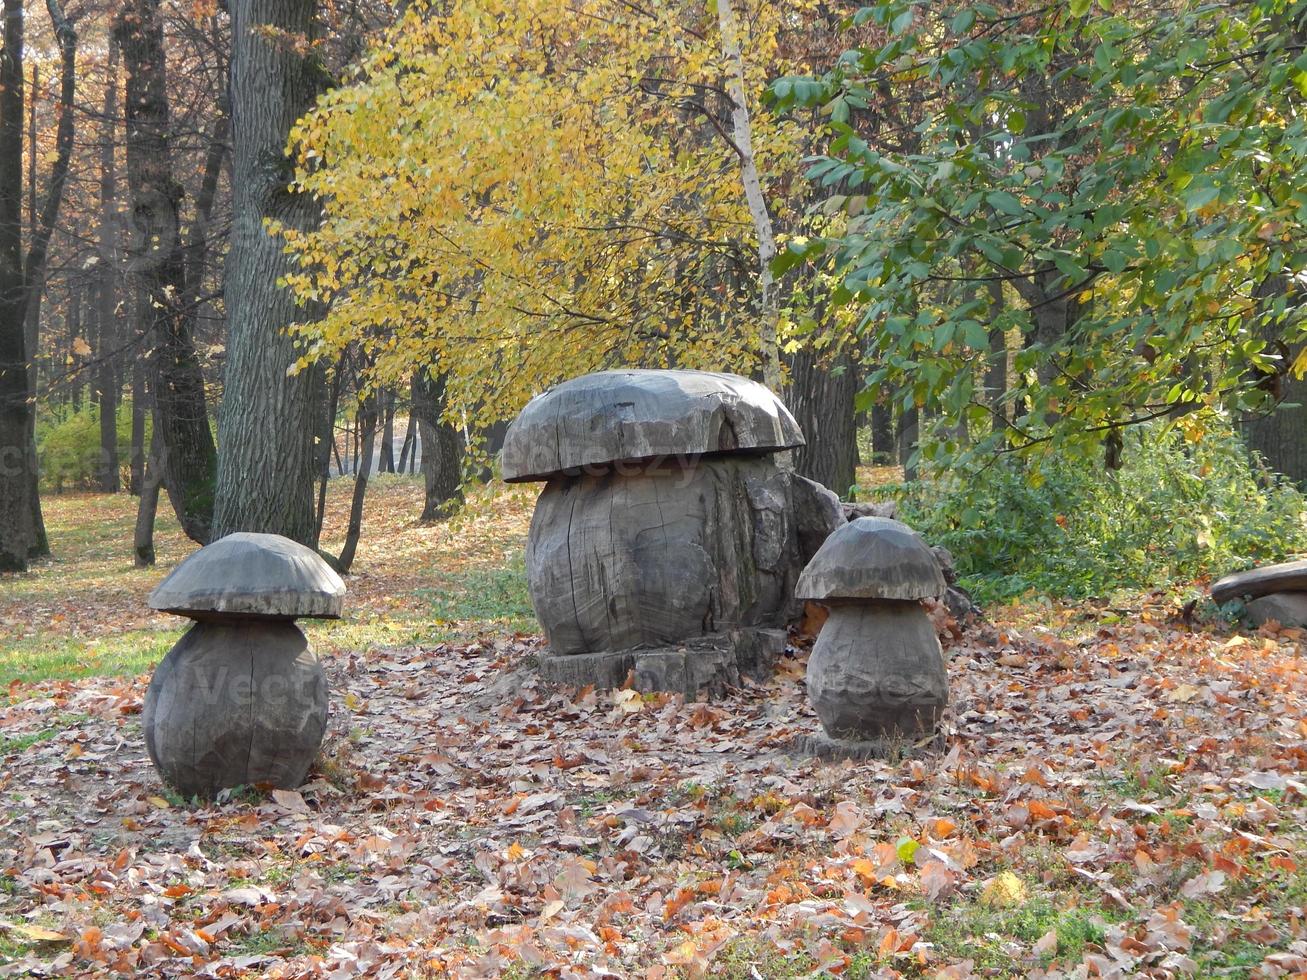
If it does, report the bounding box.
[412,370,463,521]
[785,345,858,498]
[0,0,33,571]
[96,40,121,494]
[117,0,217,543]
[212,0,324,545]
[1243,359,1307,487]
[1,0,73,570]
[1242,277,1307,487]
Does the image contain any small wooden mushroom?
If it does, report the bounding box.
[143,532,345,798]
[795,517,948,747]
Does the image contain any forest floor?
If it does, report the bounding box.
[1,479,1305,978]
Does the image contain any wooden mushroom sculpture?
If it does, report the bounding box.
[143,532,345,798]
[795,517,948,755]
[502,369,841,694]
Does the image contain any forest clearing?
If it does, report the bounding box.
[2,0,1307,976]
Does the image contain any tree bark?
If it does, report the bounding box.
[412,369,463,521]
[96,39,121,494]
[1242,276,1307,487]
[870,400,894,462]
[898,407,920,482]
[1243,357,1307,487]
[212,0,325,545]
[1,0,74,570]
[117,0,217,543]
[0,0,32,571]
[785,345,857,498]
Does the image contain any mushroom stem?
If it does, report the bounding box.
[142,620,328,799]
[806,600,947,741]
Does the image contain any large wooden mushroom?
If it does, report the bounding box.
[143,532,345,798]
[503,369,843,694]
[795,517,948,756]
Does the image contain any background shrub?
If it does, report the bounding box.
[37,402,146,492]
[864,422,1307,604]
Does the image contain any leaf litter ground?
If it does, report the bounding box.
[1,481,1305,978]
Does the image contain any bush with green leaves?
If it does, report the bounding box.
[870,423,1307,604]
[37,403,144,492]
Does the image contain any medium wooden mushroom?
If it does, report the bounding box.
[502,369,842,693]
[143,532,345,798]
[795,517,948,750]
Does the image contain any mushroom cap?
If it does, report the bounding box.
[795,517,945,602]
[149,532,346,620]
[500,369,804,482]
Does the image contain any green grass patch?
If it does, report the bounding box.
[917,897,1116,975]
[415,562,535,632]
[0,629,179,685]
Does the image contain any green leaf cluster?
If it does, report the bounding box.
[778,0,1307,472]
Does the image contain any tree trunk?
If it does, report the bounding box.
[986,278,1008,433]
[312,367,340,546]
[212,0,325,545]
[68,284,82,413]
[96,39,121,494]
[785,345,858,498]
[0,0,33,571]
[335,394,376,574]
[413,369,463,521]
[1244,370,1307,487]
[898,407,920,482]
[396,406,416,473]
[133,432,162,566]
[716,0,780,394]
[95,277,119,492]
[376,387,393,473]
[870,401,894,462]
[117,0,217,543]
[1242,276,1307,487]
[1,0,73,570]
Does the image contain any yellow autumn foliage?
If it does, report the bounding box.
[283,0,816,428]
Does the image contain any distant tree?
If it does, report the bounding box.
[116,0,219,545]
